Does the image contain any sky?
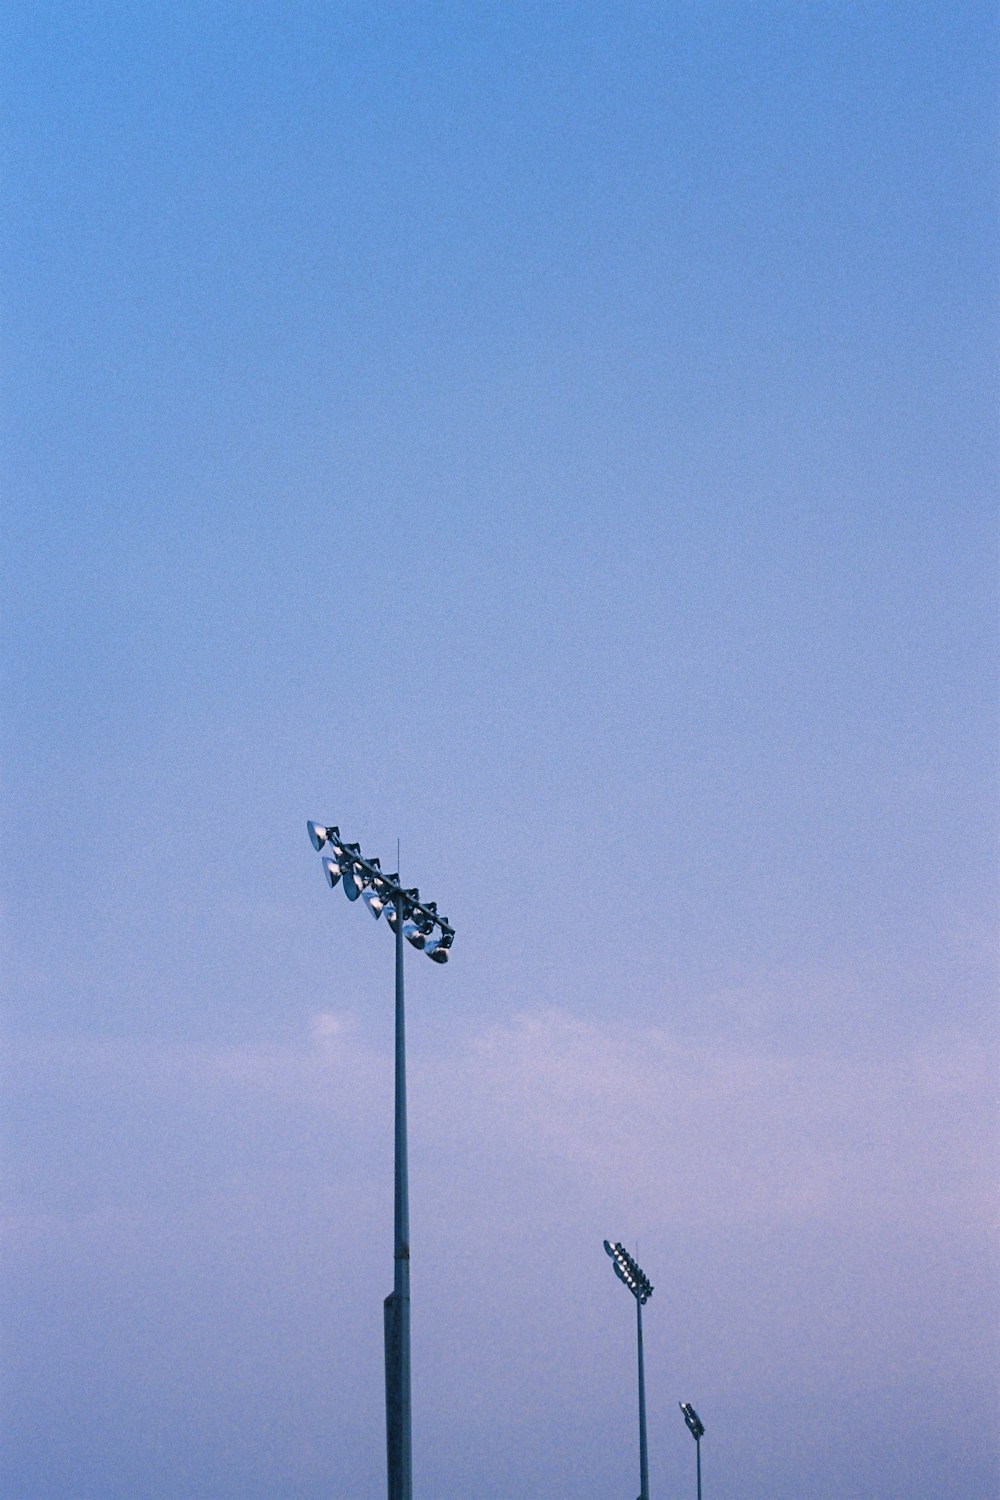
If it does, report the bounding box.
[2,2,997,1497]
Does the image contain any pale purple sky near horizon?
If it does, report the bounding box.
[3,3,997,1497]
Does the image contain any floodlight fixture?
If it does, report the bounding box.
[363,888,388,918]
[423,930,453,964]
[402,919,426,949]
[362,870,399,918]
[306,819,455,1500]
[308,821,341,852]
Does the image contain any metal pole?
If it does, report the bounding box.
[384,893,412,1500]
[636,1295,649,1500]
[696,1435,702,1500]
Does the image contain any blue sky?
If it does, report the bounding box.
[3,4,997,1497]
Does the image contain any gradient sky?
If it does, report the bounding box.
[3,4,997,1498]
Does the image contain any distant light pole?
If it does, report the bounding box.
[307,822,454,1500]
[679,1402,705,1500]
[604,1240,654,1500]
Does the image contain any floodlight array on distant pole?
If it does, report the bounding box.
[680,1402,705,1500]
[307,822,454,1500]
[604,1240,654,1500]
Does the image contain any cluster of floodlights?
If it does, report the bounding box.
[603,1240,654,1304]
[680,1402,705,1441]
[306,823,454,963]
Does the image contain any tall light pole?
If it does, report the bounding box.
[679,1402,705,1500]
[604,1240,654,1500]
[307,822,454,1500]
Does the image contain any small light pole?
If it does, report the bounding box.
[679,1402,705,1500]
[307,822,454,1500]
[604,1240,654,1500]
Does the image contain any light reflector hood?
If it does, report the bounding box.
[308,821,339,852]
